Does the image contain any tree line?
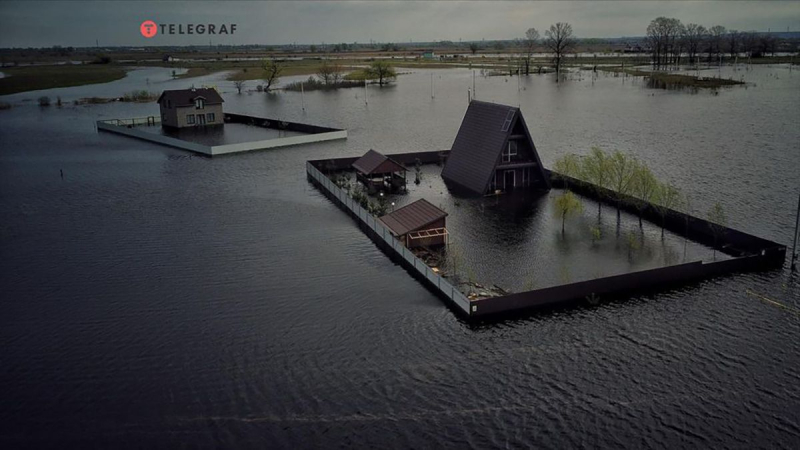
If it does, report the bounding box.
[647,17,780,68]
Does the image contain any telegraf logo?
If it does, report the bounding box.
[140,20,237,38]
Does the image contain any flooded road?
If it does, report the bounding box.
[1,65,799,448]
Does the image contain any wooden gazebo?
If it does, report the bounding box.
[352,149,407,193]
[379,199,449,249]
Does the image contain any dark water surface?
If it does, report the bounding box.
[1,66,799,448]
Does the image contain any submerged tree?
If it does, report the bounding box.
[554,190,583,233]
[367,61,397,86]
[708,25,727,62]
[261,58,284,92]
[234,80,245,94]
[582,147,612,214]
[707,202,728,259]
[653,182,683,236]
[631,164,659,227]
[522,27,540,76]
[553,153,582,189]
[682,23,708,64]
[608,151,638,214]
[317,60,343,85]
[544,22,576,82]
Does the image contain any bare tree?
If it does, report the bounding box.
[726,30,741,59]
[708,25,727,62]
[647,17,683,69]
[742,31,758,58]
[758,32,777,57]
[469,42,479,54]
[317,60,334,85]
[233,80,245,94]
[668,20,685,66]
[261,58,283,92]
[522,28,539,75]
[682,23,707,64]
[544,22,576,82]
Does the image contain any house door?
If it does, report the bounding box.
[197,114,206,126]
[504,170,515,190]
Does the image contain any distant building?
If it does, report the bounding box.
[378,199,448,248]
[157,88,224,129]
[421,50,435,59]
[441,100,550,196]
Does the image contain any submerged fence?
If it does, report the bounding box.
[306,161,473,316]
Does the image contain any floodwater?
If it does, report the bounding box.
[1,65,799,448]
[141,122,304,146]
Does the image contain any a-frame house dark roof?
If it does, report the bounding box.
[352,149,406,176]
[441,100,549,195]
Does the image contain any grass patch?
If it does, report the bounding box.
[121,90,158,102]
[600,67,745,89]
[283,76,363,91]
[74,97,115,105]
[0,64,127,95]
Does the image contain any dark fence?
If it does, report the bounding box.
[471,255,768,316]
[307,151,786,319]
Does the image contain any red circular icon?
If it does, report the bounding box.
[140,20,157,38]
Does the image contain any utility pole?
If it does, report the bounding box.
[792,193,800,270]
[472,70,476,100]
[364,78,368,105]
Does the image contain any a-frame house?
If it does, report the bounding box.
[441,100,550,196]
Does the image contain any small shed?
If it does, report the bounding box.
[352,149,407,193]
[379,199,448,248]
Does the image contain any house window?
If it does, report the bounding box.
[206,113,215,122]
[186,114,196,125]
[503,141,518,163]
[195,98,205,109]
[167,100,172,109]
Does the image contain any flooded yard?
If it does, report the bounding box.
[373,164,723,294]
[139,121,304,146]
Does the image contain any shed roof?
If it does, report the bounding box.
[378,199,447,236]
[441,100,548,195]
[157,88,224,107]
[352,149,406,175]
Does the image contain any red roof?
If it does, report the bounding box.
[352,149,406,175]
[378,199,447,236]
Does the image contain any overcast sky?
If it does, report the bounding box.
[0,1,798,48]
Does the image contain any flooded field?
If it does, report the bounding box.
[1,64,799,448]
